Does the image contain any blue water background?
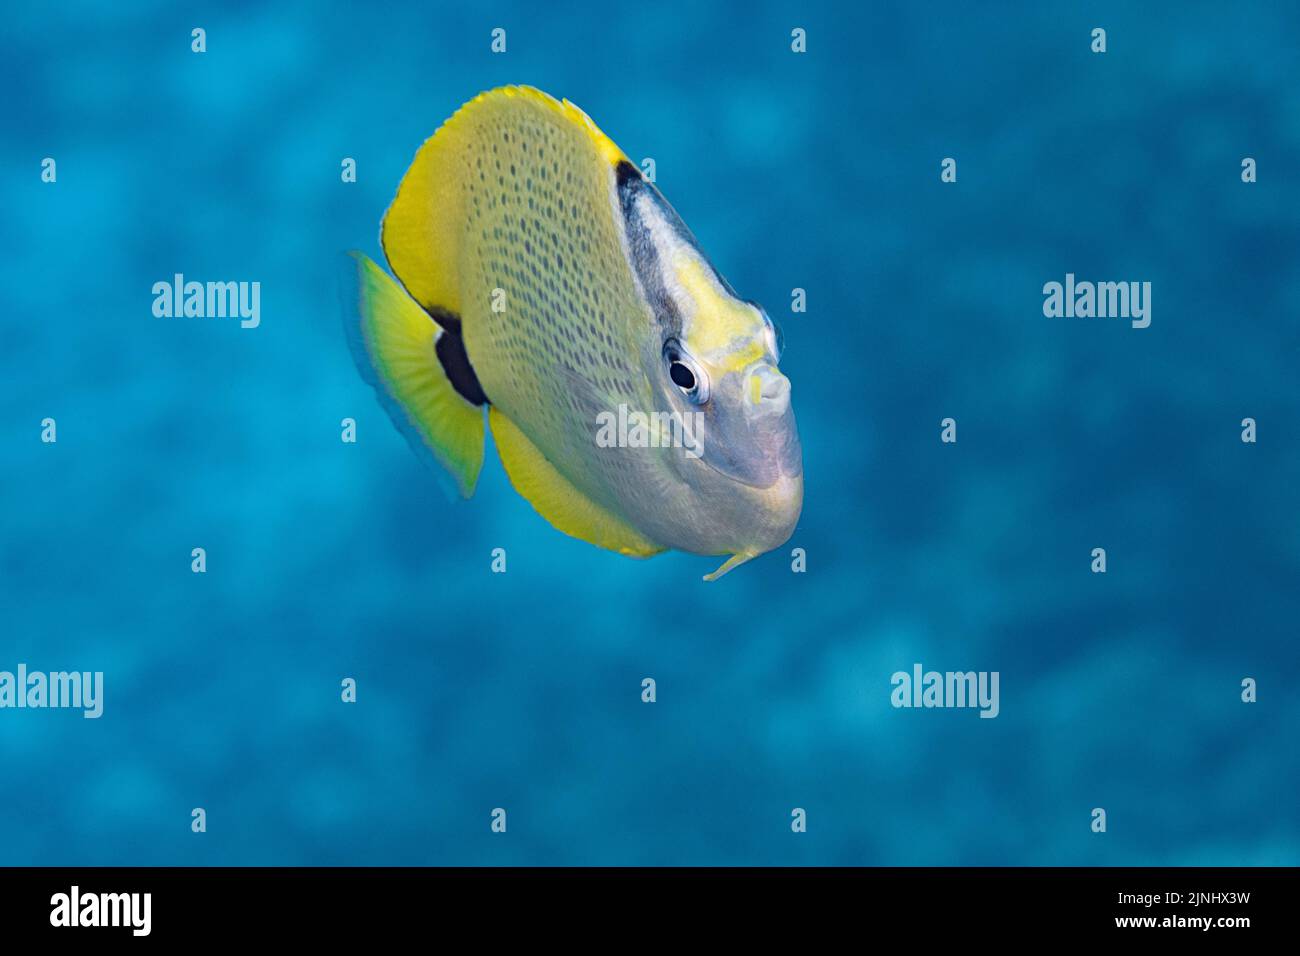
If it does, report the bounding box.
[1,0,1297,864]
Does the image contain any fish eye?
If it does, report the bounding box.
[663,339,710,404]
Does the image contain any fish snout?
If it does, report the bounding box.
[745,364,791,415]
[742,364,801,482]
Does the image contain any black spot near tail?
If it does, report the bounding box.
[427,306,490,406]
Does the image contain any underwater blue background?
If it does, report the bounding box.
[2,0,1297,865]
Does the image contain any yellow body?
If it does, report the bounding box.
[348,86,803,579]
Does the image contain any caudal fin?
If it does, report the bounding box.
[344,251,485,498]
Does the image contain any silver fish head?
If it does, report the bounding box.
[654,306,803,555]
[616,168,803,558]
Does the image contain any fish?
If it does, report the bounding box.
[346,86,802,580]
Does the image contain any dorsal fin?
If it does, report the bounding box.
[380,85,630,318]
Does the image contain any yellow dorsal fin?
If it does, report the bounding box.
[489,407,663,558]
[381,85,629,316]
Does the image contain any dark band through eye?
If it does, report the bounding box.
[669,362,696,390]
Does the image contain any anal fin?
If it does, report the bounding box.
[489,407,663,558]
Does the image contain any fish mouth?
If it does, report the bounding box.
[692,402,803,490]
[710,363,802,488]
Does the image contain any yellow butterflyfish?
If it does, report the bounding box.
[346,86,802,580]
